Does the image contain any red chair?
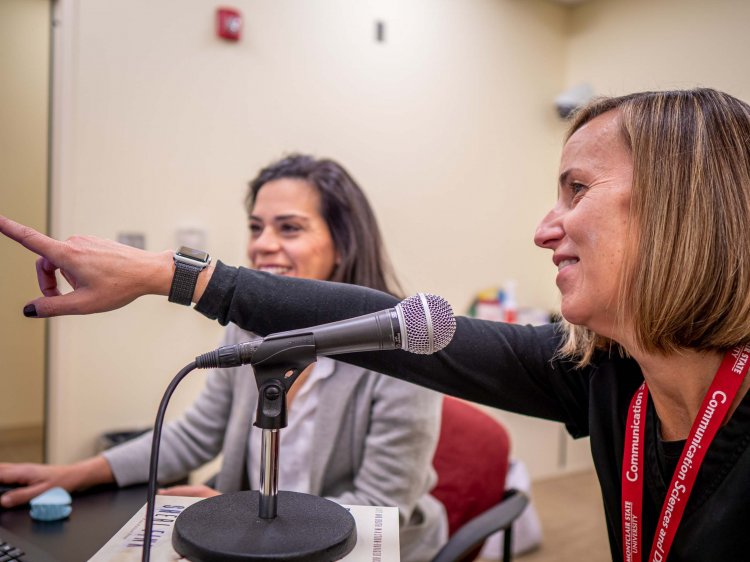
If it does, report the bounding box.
[431,397,528,562]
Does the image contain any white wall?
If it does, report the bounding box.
[48,0,569,464]
[566,0,750,100]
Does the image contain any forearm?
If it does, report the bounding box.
[196,262,398,328]
[195,263,586,422]
[103,420,223,487]
[72,455,116,490]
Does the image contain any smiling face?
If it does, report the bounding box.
[248,178,339,281]
[534,110,634,340]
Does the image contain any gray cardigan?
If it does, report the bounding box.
[103,323,447,562]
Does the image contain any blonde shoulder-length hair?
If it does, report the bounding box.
[559,88,750,366]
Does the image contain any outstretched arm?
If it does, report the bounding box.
[2,218,587,426]
[0,215,213,317]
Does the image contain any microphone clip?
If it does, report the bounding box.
[251,332,317,431]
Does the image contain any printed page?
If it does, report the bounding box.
[88,495,200,562]
[342,504,400,562]
[88,496,400,561]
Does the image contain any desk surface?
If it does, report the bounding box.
[0,484,148,562]
[1,487,401,562]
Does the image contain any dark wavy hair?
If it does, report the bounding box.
[246,154,403,297]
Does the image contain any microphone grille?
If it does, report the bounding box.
[396,293,456,354]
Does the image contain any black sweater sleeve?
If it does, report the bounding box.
[195,262,592,436]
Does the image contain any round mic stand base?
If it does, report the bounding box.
[172,490,357,562]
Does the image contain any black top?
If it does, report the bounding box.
[196,263,750,561]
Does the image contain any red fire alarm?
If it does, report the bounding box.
[216,7,242,41]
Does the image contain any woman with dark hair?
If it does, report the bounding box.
[8,87,750,560]
[246,154,401,293]
[0,155,447,562]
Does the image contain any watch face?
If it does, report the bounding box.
[177,246,210,262]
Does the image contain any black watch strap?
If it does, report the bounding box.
[168,261,203,306]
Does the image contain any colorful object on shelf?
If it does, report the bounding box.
[467,281,550,325]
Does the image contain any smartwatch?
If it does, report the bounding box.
[168,246,211,306]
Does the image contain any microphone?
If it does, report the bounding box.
[195,293,456,369]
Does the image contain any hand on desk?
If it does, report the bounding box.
[158,484,220,498]
[0,456,114,508]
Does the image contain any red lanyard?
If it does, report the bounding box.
[621,344,750,562]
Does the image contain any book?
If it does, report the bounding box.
[88,495,400,561]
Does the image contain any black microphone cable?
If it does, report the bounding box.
[141,361,197,562]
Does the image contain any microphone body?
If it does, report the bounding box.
[196,293,455,369]
[284,307,402,355]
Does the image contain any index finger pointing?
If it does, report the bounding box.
[0,215,63,260]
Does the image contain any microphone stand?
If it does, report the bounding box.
[171,333,357,561]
